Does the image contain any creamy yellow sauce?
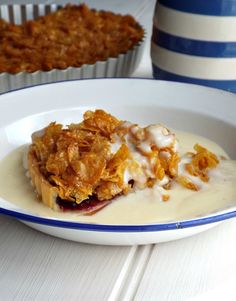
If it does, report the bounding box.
[0,130,235,224]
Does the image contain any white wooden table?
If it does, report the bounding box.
[1,1,236,300]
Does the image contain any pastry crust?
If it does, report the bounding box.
[28,146,60,211]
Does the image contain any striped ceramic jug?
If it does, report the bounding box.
[151,0,236,92]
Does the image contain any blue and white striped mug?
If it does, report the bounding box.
[151,0,236,92]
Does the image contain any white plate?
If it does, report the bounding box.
[0,78,235,245]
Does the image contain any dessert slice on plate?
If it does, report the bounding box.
[27,109,219,214]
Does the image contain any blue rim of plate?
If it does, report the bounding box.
[1,206,236,232]
[0,78,235,232]
[1,76,234,96]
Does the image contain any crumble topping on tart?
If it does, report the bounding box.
[0,4,144,74]
[27,109,220,213]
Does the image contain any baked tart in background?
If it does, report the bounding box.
[0,4,145,92]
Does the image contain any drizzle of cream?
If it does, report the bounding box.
[109,123,178,189]
[145,124,176,149]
